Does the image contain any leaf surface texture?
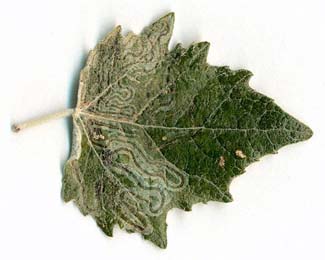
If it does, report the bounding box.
[62,13,312,248]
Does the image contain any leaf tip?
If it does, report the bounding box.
[289,116,313,143]
[156,12,175,28]
[222,191,234,203]
[115,25,122,33]
[164,11,175,21]
[302,123,313,141]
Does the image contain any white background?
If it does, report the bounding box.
[0,0,324,259]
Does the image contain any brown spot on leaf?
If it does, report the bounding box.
[218,156,225,168]
[235,150,246,159]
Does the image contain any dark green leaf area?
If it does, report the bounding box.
[139,44,311,208]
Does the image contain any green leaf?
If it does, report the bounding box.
[62,12,312,248]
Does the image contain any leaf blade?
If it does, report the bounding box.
[63,12,312,248]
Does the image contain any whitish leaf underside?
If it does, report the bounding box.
[62,13,312,248]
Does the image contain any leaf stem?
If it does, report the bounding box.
[12,108,75,133]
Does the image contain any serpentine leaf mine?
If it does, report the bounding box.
[61,12,312,248]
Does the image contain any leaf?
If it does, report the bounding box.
[62,13,312,248]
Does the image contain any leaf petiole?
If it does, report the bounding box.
[12,108,75,133]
